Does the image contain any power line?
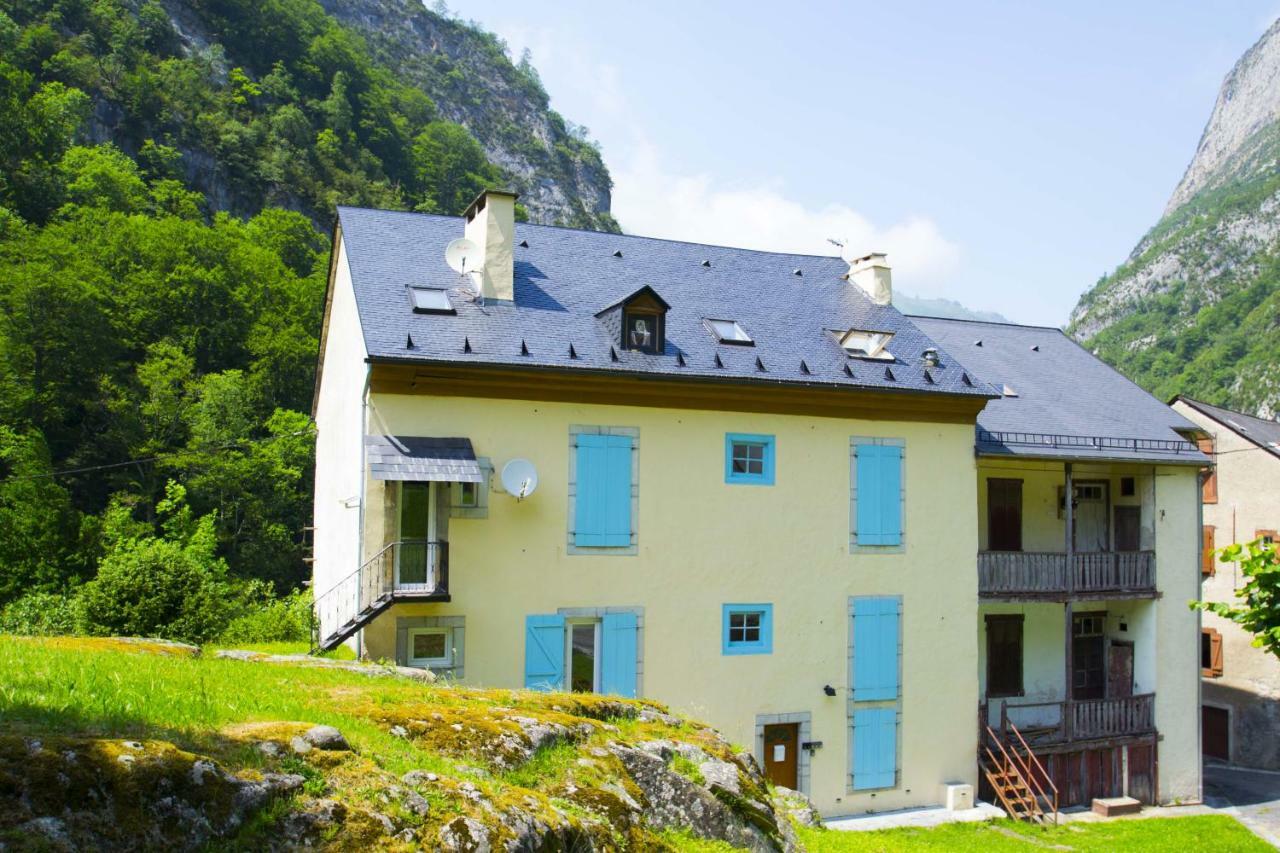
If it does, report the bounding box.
[3,427,316,483]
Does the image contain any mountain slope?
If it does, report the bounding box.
[1069,21,1280,418]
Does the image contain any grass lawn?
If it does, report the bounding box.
[797,814,1270,851]
[205,640,356,659]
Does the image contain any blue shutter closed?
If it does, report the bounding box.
[524,614,565,690]
[856,444,902,545]
[852,708,897,790]
[575,434,632,547]
[852,597,899,701]
[600,612,638,698]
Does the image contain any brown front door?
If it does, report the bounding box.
[763,724,799,790]
[1203,706,1229,761]
[1107,641,1134,698]
[1072,613,1106,700]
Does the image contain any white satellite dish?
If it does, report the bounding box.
[444,238,479,274]
[501,459,538,500]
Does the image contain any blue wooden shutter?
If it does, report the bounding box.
[852,597,899,701]
[852,708,897,790]
[600,612,638,697]
[575,434,632,547]
[524,614,565,690]
[856,444,902,545]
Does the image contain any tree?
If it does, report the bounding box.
[1194,538,1280,660]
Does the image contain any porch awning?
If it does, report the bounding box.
[365,435,485,483]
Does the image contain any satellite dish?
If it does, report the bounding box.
[501,459,538,500]
[444,238,479,274]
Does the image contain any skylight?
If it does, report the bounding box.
[409,286,454,315]
[705,318,754,346]
[838,329,895,360]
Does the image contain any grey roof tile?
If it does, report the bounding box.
[911,317,1205,464]
[1176,397,1280,460]
[336,207,995,400]
[366,435,485,482]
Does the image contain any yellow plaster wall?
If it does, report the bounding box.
[359,391,980,816]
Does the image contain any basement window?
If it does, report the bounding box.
[706,318,754,345]
[409,286,455,315]
[838,329,895,360]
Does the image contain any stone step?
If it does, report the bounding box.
[1092,796,1142,817]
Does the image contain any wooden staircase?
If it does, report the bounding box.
[981,723,1059,825]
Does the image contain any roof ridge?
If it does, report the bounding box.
[906,314,1065,332]
[336,205,848,263]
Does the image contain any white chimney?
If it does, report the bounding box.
[848,252,892,306]
[463,189,517,303]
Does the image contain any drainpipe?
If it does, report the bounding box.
[1196,467,1207,804]
[355,363,371,660]
[1064,462,1074,740]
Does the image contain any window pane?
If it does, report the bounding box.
[732,442,765,476]
[571,624,596,693]
[728,610,764,645]
[458,481,477,507]
[400,483,430,539]
[412,631,446,661]
[410,287,452,312]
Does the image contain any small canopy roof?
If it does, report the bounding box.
[366,435,485,482]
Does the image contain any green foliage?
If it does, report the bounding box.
[1193,538,1280,660]
[0,591,81,636]
[218,587,311,644]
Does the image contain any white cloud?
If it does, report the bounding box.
[611,142,962,295]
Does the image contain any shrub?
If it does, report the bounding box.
[219,586,312,645]
[0,591,81,635]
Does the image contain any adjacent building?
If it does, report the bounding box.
[1171,396,1280,769]
[311,190,1204,816]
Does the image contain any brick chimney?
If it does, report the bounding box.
[849,252,892,306]
[463,189,518,303]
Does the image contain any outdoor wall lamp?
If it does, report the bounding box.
[823,684,837,697]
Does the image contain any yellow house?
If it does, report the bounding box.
[312,190,1204,817]
[1170,396,1280,770]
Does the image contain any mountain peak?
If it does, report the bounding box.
[1166,17,1280,213]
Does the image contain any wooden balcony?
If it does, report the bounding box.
[978,550,1156,600]
[983,695,1156,748]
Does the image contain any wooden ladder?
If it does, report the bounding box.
[981,724,1058,825]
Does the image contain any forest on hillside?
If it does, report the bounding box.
[0,0,606,641]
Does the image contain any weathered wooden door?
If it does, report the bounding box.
[763,724,799,790]
[1072,482,1109,552]
[1107,641,1134,698]
[988,478,1023,551]
[1114,506,1140,552]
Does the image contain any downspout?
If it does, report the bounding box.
[1064,462,1074,740]
[355,363,372,660]
[1195,467,1207,804]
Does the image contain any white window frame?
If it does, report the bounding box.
[406,627,453,668]
[565,618,602,693]
[409,286,454,314]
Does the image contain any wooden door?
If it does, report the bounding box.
[763,724,799,790]
[1203,706,1229,761]
[1072,482,1109,552]
[1114,506,1140,552]
[987,478,1023,551]
[1073,613,1106,701]
[1108,642,1134,698]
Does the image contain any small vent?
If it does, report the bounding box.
[800,360,811,375]
[923,369,935,384]
[962,372,973,386]
[463,336,472,354]
[612,249,623,258]
[793,268,803,277]
[884,366,896,381]
[568,343,578,360]
[518,239,529,248]
[1030,344,1040,352]
[676,352,686,367]
[610,346,620,362]
[714,353,724,369]
[701,259,712,268]
[844,363,855,378]
[520,339,530,356]
[974,340,983,347]
[406,333,415,349]
[755,356,767,372]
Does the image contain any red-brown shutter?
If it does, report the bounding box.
[1202,525,1216,576]
[1210,630,1224,677]
[1197,437,1218,504]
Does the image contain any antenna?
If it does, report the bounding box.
[444,238,479,274]
[500,459,538,500]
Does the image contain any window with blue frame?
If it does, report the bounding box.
[725,434,775,485]
[722,604,773,655]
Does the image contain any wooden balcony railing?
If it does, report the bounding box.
[978,551,1155,598]
[982,694,1156,746]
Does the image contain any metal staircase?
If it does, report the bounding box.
[981,723,1059,824]
[311,541,449,652]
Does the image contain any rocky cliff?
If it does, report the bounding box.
[1069,21,1280,417]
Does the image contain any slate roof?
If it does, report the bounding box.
[335,207,996,400]
[1174,397,1280,461]
[365,436,485,482]
[910,317,1206,464]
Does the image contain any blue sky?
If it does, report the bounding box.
[452,1,1277,325]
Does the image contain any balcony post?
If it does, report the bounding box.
[1064,462,1074,737]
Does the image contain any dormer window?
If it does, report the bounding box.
[838,329,894,360]
[409,286,454,315]
[597,285,670,355]
[706,319,754,346]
